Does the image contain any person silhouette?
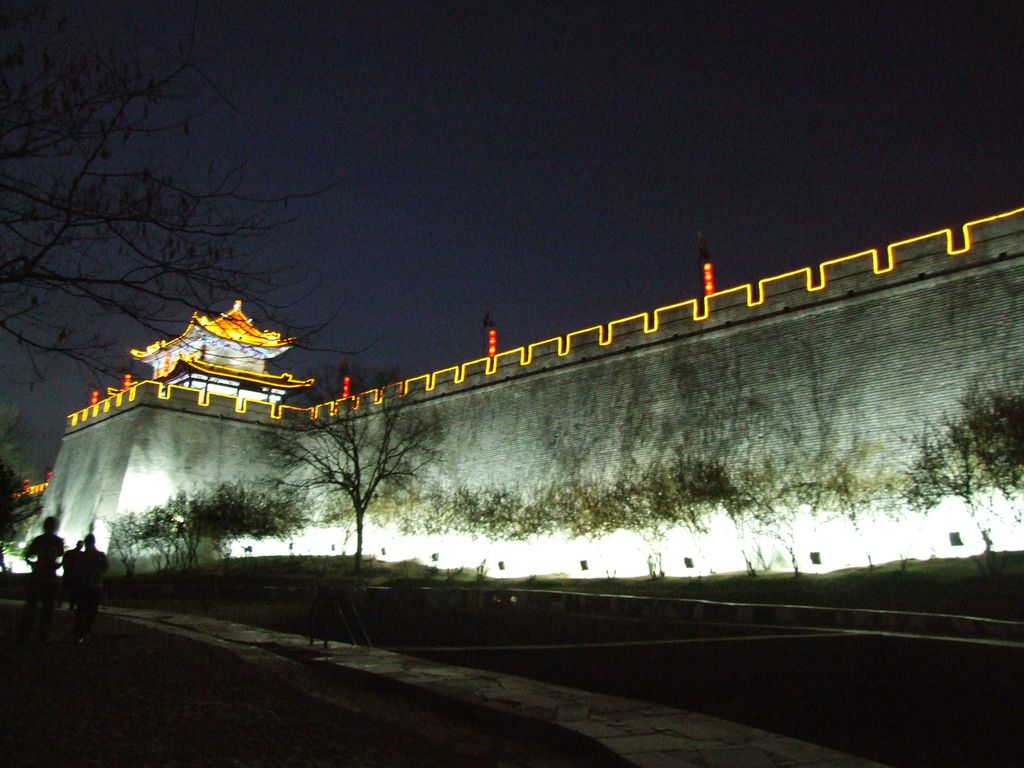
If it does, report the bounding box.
[62,540,84,611]
[74,533,108,643]
[17,516,65,643]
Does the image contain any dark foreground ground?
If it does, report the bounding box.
[0,605,598,768]
[6,549,1024,768]
[52,593,1024,768]
[404,616,1024,768]
[329,602,1023,768]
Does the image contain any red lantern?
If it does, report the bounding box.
[702,261,715,296]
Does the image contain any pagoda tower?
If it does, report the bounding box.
[130,300,313,404]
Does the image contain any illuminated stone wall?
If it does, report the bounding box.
[351,206,1024,573]
[44,385,299,539]
[408,210,1024,487]
[43,207,1024,574]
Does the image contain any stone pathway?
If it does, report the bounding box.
[107,606,891,768]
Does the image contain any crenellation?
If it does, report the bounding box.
[487,349,526,383]
[140,209,1024,416]
[460,358,491,387]
[817,250,883,291]
[702,284,755,324]
[65,379,308,432]
[650,300,699,341]
[404,374,432,397]
[889,233,950,271]
[351,388,382,410]
[237,397,273,418]
[563,326,603,361]
[58,206,1024,428]
[524,338,562,366]
[493,347,526,370]
[757,268,816,308]
[606,314,649,347]
[350,206,1024,414]
[165,384,204,408]
[431,366,461,394]
[968,210,1024,257]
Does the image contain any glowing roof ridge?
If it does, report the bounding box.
[173,354,314,388]
[131,299,294,363]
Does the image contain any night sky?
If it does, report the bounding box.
[3,0,1023,474]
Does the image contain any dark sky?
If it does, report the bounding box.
[4,0,1024,474]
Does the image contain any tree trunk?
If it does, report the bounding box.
[354,508,364,574]
[980,527,1000,577]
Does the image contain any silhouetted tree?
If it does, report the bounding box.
[139,498,185,571]
[823,441,902,567]
[1,458,39,571]
[107,511,144,576]
[190,482,306,561]
[905,386,1024,576]
[269,375,445,573]
[0,7,307,376]
[963,386,1024,502]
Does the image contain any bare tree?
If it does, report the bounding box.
[905,386,1024,576]
[823,441,902,567]
[963,385,1024,503]
[1,457,39,571]
[107,510,144,576]
[268,377,446,574]
[139,498,185,571]
[0,7,308,377]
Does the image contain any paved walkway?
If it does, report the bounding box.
[99,604,889,768]
[0,603,588,767]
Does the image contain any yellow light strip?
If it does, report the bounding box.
[522,337,562,366]
[14,481,48,498]
[65,379,312,427]
[177,355,314,388]
[379,204,1022,405]
[67,205,1024,426]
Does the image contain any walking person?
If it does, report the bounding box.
[62,540,84,610]
[74,533,108,643]
[17,516,65,644]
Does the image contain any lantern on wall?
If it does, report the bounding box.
[699,231,715,296]
[482,310,497,358]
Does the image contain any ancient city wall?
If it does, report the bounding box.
[336,207,1024,493]
[45,384,305,536]
[44,206,1024,571]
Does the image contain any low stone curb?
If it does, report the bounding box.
[359,587,1024,643]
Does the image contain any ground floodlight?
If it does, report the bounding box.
[949,532,963,546]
